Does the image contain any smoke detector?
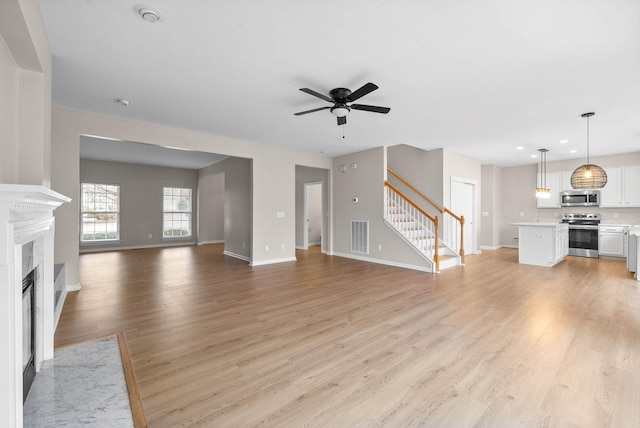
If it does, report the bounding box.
[134,5,161,23]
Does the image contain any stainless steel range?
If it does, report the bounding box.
[561,213,600,258]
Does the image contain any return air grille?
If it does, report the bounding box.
[350,220,369,254]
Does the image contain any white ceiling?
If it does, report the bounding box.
[80,136,227,170]
[39,0,640,167]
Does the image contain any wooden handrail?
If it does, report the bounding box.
[387,167,465,265]
[387,168,443,213]
[384,182,437,223]
[443,207,463,223]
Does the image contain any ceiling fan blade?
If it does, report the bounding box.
[350,104,390,114]
[294,106,332,116]
[299,88,333,103]
[346,82,378,102]
[337,116,347,126]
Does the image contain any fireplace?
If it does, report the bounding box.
[22,268,36,402]
[0,185,70,427]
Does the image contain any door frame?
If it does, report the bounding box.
[303,181,323,250]
[450,176,477,255]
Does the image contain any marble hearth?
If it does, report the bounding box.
[0,185,70,427]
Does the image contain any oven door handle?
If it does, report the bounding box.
[567,225,599,230]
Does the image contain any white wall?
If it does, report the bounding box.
[51,108,332,286]
[0,0,52,186]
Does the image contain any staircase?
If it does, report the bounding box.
[384,169,464,273]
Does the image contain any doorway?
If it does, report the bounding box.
[303,182,323,250]
[450,177,476,255]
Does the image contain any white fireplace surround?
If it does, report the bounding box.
[0,184,70,428]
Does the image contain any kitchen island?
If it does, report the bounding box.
[512,222,569,267]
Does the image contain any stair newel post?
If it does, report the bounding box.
[434,215,440,273]
[459,215,465,265]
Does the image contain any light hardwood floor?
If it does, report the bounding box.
[56,244,640,427]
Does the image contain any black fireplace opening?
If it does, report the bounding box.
[22,269,36,403]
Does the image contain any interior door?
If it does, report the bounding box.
[303,182,323,250]
[450,178,476,254]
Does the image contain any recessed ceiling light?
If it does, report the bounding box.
[531,154,537,158]
[134,5,161,23]
[569,149,578,153]
[114,98,130,106]
[516,146,524,150]
[320,150,327,154]
[560,139,569,144]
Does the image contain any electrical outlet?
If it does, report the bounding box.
[265,245,269,252]
[520,212,524,217]
[148,234,152,239]
[281,243,285,250]
[378,244,382,251]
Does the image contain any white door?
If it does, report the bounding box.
[303,182,323,250]
[450,178,476,255]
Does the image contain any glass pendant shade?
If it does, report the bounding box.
[536,187,551,199]
[571,112,607,189]
[570,164,607,189]
[535,148,551,199]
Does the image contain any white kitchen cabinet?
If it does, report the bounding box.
[515,223,568,267]
[599,225,627,258]
[560,171,573,192]
[536,171,561,208]
[624,165,640,207]
[597,165,640,208]
[599,166,623,207]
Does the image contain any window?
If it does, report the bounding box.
[81,183,120,242]
[163,187,192,237]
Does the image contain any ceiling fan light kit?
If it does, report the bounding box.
[570,112,607,189]
[294,82,390,126]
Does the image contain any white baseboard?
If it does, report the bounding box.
[80,241,196,253]
[250,256,297,267]
[332,252,434,273]
[223,250,251,263]
[481,245,503,250]
[198,240,224,245]
[66,283,81,291]
[502,244,519,249]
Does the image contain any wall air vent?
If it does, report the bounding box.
[350,220,369,254]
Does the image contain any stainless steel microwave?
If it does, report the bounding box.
[560,190,600,207]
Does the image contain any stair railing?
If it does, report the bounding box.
[387,168,465,264]
[384,182,439,272]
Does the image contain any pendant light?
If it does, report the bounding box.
[570,112,607,189]
[535,148,551,199]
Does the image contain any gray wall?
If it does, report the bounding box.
[332,147,432,270]
[197,168,225,244]
[79,159,199,251]
[295,165,329,251]
[387,144,442,219]
[480,165,503,249]
[199,157,252,260]
[51,108,331,286]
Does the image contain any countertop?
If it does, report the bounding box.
[511,222,566,228]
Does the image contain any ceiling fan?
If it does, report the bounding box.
[294,82,390,126]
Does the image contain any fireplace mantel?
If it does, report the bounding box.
[0,184,70,428]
